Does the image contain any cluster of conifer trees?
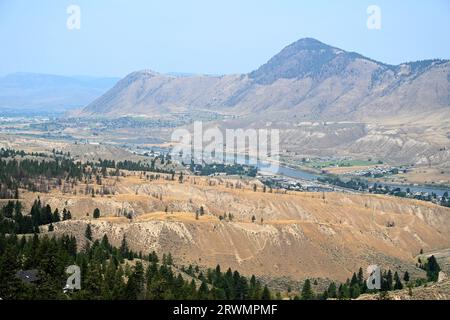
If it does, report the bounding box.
[418,255,441,282]
[95,157,174,174]
[0,148,83,198]
[299,256,441,300]
[0,199,71,234]
[0,214,272,300]
[0,148,177,199]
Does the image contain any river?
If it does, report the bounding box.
[258,161,450,196]
[140,147,450,196]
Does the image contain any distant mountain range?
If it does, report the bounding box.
[0,73,120,114]
[81,38,450,121]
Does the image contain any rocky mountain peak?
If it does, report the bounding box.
[248,38,369,84]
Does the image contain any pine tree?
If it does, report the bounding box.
[403,271,410,282]
[85,224,92,241]
[125,261,145,299]
[120,236,129,260]
[327,282,337,299]
[100,234,111,251]
[162,252,174,265]
[347,272,362,298]
[248,275,257,298]
[350,284,360,299]
[338,283,350,300]
[424,255,441,282]
[350,273,358,287]
[148,251,159,263]
[52,209,60,222]
[0,246,23,299]
[198,281,209,300]
[83,263,103,299]
[357,267,367,293]
[62,208,68,220]
[93,208,100,219]
[301,279,314,300]
[261,285,271,300]
[394,271,403,290]
[235,276,249,300]
[386,270,393,291]
[357,267,364,286]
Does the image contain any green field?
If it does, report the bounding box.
[302,159,378,169]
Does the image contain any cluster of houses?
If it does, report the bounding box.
[259,175,333,193]
[345,166,408,178]
[368,184,449,207]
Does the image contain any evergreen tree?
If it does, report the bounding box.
[350,284,360,299]
[327,282,337,299]
[0,246,24,299]
[423,255,441,282]
[198,281,209,300]
[62,209,69,221]
[125,261,145,299]
[163,252,173,266]
[394,271,403,290]
[120,236,129,260]
[52,209,60,222]
[301,279,314,300]
[93,208,100,219]
[261,285,271,300]
[338,284,350,300]
[85,224,92,241]
[384,270,393,291]
[403,271,410,283]
[235,276,249,300]
[357,267,365,286]
[148,251,159,264]
[350,273,358,287]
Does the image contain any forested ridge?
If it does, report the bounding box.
[0,229,273,300]
[0,148,174,199]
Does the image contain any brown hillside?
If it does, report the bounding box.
[26,174,450,282]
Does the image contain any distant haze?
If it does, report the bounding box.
[0,73,119,112]
[0,0,449,77]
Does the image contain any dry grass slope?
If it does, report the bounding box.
[26,174,450,282]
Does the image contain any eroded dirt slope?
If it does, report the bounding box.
[27,174,450,282]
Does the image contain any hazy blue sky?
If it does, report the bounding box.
[1,0,449,77]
